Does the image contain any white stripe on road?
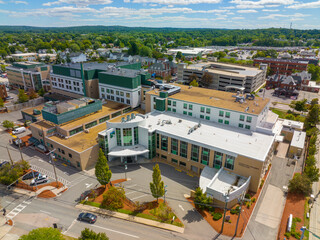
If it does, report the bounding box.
[125,184,137,189]
[91,224,140,239]
[63,219,77,234]
[178,205,185,211]
[126,191,138,195]
[131,194,148,201]
[40,210,51,215]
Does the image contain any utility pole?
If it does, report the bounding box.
[234,192,245,237]
[164,185,167,203]
[46,149,58,188]
[124,163,127,180]
[221,190,230,234]
[6,146,13,165]
[18,138,24,161]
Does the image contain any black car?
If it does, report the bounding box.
[0,161,9,168]
[22,171,40,180]
[78,213,97,224]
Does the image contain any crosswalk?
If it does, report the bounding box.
[31,164,71,186]
[6,200,32,219]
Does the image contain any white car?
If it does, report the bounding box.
[31,175,48,185]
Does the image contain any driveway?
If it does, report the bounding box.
[276,142,289,159]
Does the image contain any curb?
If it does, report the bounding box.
[75,204,184,233]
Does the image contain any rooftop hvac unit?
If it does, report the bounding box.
[121,117,125,123]
[84,129,89,133]
[131,113,135,119]
[126,115,130,121]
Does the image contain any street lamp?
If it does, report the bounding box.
[46,149,59,188]
[164,185,167,203]
[124,163,127,180]
[221,192,230,234]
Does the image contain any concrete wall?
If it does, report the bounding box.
[6,97,44,112]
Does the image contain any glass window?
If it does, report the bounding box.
[134,127,139,145]
[168,100,172,106]
[173,109,176,113]
[69,126,83,136]
[183,103,187,109]
[225,112,230,118]
[101,88,105,92]
[200,107,205,113]
[201,148,210,166]
[116,128,122,146]
[172,158,178,164]
[69,153,72,158]
[110,89,114,94]
[173,101,176,107]
[148,132,156,159]
[156,133,160,149]
[247,116,252,123]
[239,115,245,121]
[219,110,224,117]
[214,151,223,169]
[238,123,244,128]
[225,155,235,170]
[188,112,192,116]
[85,121,97,129]
[161,136,168,151]
[218,119,223,123]
[123,128,132,146]
[245,125,251,130]
[179,161,186,167]
[126,99,130,104]
[200,115,204,119]
[224,120,229,125]
[167,107,171,111]
[106,89,110,93]
[206,116,210,120]
[191,145,199,162]
[183,111,187,115]
[171,138,178,155]
[180,141,188,158]
[189,104,193,110]
[126,93,130,98]
[116,91,119,95]
[206,108,211,114]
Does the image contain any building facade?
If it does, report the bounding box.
[6,62,50,91]
[254,58,308,75]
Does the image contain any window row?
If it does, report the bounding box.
[101,94,131,105]
[100,88,131,98]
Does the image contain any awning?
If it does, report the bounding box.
[108,145,149,157]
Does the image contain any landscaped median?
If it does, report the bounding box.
[75,202,184,233]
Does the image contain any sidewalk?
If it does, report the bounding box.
[75,204,184,233]
[0,216,13,239]
[309,129,320,240]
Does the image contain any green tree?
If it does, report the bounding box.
[2,120,14,129]
[0,97,4,107]
[79,228,109,240]
[140,46,152,57]
[305,104,320,130]
[288,173,312,196]
[101,186,125,210]
[190,80,199,87]
[289,99,307,112]
[1,64,6,72]
[19,227,64,240]
[168,55,173,62]
[305,165,320,182]
[128,41,139,56]
[310,98,319,107]
[55,53,62,64]
[95,148,112,188]
[66,53,71,63]
[285,114,295,120]
[70,43,80,52]
[194,187,212,211]
[28,89,38,100]
[18,89,28,103]
[308,64,320,81]
[44,55,51,63]
[150,164,165,203]
[38,88,45,97]
[176,51,182,60]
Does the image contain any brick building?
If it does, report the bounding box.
[254,58,308,75]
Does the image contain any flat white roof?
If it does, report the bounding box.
[282,119,304,130]
[142,111,275,161]
[291,131,306,149]
[108,145,149,157]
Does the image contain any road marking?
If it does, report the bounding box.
[125,184,137,189]
[91,224,140,239]
[5,201,11,204]
[23,201,32,204]
[6,202,30,219]
[68,176,88,188]
[178,205,184,211]
[62,163,67,167]
[63,171,70,176]
[85,183,93,189]
[40,210,51,215]
[126,191,138,195]
[175,168,182,172]
[131,194,147,201]
[38,159,44,162]
[187,173,193,177]
[63,219,77,234]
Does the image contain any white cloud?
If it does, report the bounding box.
[237,9,257,12]
[43,0,112,6]
[232,16,244,19]
[259,12,308,19]
[230,0,295,9]
[11,0,28,4]
[288,1,320,9]
[129,0,222,5]
[262,9,279,11]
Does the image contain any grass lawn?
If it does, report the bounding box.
[271,108,287,118]
[271,108,305,122]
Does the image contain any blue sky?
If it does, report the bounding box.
[0,0,319,29]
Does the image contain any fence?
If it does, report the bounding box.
[6,97,44,112]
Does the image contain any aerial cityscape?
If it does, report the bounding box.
[0,1,320,240]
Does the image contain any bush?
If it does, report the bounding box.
[79,228,109,240]
[245,193,251,199]
[230,206,240,215]
[212,212,222,221]
[284,232,291,238]
[2,120,14,129]
[150,202,175,222]
[101,186,125,210]
[251,197,256,203]
[259,179,265,189]
[246,202,251,209]
[288,173,312,196]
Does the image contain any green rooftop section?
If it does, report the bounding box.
[119,62,141,70]
[12,62,44,69]
[98,71,141,89]
[140,72,152,85]
[42,98,102,125]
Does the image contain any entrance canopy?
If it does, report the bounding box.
[108,145,149,157]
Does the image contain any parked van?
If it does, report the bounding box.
[12,127,26,135]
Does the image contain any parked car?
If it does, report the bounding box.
[77,213,97,224]
[12,127,26,135]
[5,96,13,100]
[259,88,264,92]
[30,175,48,185]
[0,161,9,168]
[22,171,40,180]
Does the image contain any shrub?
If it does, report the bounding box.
[212,212,222,221]
[288,173,312,196]
[0,160,29,185]
[245,193,251,199]
[2,120,14,129]
[246,202,251,209]
[230,207,240,215]
[101,186,125,210]
[251,197,256,203]
[259,179,265,189]
[284,232,291,238]
[150,202,175,222]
